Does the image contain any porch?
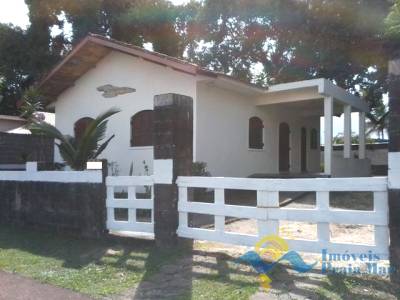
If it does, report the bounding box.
[256,79,370,177]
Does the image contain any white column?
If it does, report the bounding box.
[343,105,352,159]
[359,112,366,159]
[324,97,333,175]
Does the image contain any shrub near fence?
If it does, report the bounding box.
[0,132,54,164]
[0,163,106,238]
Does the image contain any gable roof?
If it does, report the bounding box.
[39,34,265,103]
[38,34,368,112]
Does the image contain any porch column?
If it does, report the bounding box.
[359,112,366,159]
[343,104,352,158]
[324,97,333,175]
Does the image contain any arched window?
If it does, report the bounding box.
[249,117,264,149]
[310,128,318,149]
[131,110,154,147]
[74,117,94,141]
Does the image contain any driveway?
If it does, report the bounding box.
[0,271,92,300]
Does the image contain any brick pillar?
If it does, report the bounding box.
[388,59,400,282]
[153,94,193,248]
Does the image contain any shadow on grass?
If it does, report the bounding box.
[127,245,260,300]
[127,246,400,300]
[1,226,399,300]
[0,225,154,269]
[266,263,400,300]
[0,225,187,298]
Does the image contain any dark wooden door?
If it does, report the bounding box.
[279,123,290,172]
[301,127,307,172]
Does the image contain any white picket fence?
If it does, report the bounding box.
[106,176,154,234]
[0,162,103,183]
[177,176,389,257]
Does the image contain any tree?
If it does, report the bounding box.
[333,133,374,145]
[367,100,389,140]
[385,0,400,41]
[384,0,400,284]
[59,0,186,56]
[0,0,394,123]
[29,108,120,170]
[0,24,29,114]
[0,0,66,115]
[186,0,391,126]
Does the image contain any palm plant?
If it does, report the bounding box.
[30,108,120,170]
[19,87,44,124]
[366,102,389,141]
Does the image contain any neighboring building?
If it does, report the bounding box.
[321,143,388,176]
[39,34,371,177]
[0,115,26,133]
[0,114,55,169]
[0,113,55,135]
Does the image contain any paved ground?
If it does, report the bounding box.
[0,271,92,300]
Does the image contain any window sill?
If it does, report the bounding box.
[248,148,265,152]
[129,146,154,150]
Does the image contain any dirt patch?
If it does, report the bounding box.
[222,219,374,245]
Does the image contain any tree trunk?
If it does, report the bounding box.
[388,58,400,284]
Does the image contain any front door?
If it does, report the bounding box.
[279,122,290,172]
[301,127,307,172]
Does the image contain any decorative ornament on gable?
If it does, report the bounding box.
[97,84,136,98]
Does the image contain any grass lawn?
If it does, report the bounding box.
[0,226,399,300]
[0,226,183,298]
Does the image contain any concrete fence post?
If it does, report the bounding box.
[388,59,400,282]
[153,93,193,248]
[26,162,38,172]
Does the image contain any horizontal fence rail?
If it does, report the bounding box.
[106,176,154,235]
[177,176,389,257]
[0,162,103,183]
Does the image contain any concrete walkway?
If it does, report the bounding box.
[0,271,92,300]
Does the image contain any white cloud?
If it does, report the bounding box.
[170,0,191,4]
[0,0,30,29]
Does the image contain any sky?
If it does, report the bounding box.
[0,0,384,140]
[0,0,190,29]
[0,0,30,29]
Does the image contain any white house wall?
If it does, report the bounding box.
[195,83,269,177]
[54,50,321,177]
[195,83,321,177]
[54,51,197,175]
[260,106,321,175]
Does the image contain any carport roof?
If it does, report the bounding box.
[259,78,369,112]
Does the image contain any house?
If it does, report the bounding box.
[0,115,26,133]
[0,114,55,169]
[39,34,370,177]
[0,113,55,135]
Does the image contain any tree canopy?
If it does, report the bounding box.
[0,0,397,123]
